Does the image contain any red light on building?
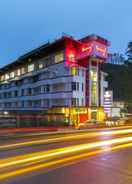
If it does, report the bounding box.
[82,46,92,53]
[76,44,93,61]
[65,35,108,68]
[92,41,108,59]
[65,47,77,67]
[95,45,107,57]
[68,53,75,61]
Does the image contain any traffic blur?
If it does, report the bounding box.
[0,126,132,182]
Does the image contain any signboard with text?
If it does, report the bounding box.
[77,41,108,60]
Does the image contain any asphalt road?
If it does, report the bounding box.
[1,126,132,184]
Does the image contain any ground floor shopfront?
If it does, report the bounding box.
[0,107,106,128]
[45,107,106,126]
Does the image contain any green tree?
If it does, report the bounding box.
[102,63,132,112]
[126,41,132,62]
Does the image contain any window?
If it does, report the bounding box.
[72,82,76,91]
[72,98,76,106]
[82,83,84,91]
[17,69,21,76]
[27,101,32,107]
[44,57,52,67]
[21,67,26,74]
[33,100,41,107]
[5,74,10,80]
[77,83,79,91]
[46,84,50,92]
[90,68,97,82]
[21,89,25,96]
[90,67,98,106]
[77,98,79,106]
[82,98,84,106]
[39,63,43,69]
[1,75,4,81]
[5,102,12,108]
[82,69,85,77]
[77,69,80,76]
[33,87,41,95]
[7,92,11,98]
[43,84,50,93]
[55,51,64,63]
[21,101,24,108]
[4,84,8,89]
[91,82,97,106]
[3,92,7,98]
[42,99,50,108]
[71,67,77,76]
[27,88,32,96]
[71,98,79,106]
[10,72,15,78]
[38,58,46,69]
[17,80,23,86]
[10,82,15,87]
[72,82,79,91]
[33,75,38,82]
[28,64,34,72]
[43,85,46,93]
[14,90,18,97]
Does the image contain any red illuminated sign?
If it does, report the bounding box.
[82,46,92,52]
[94,41,107,59]
[77,41,107,60]
[96,45,106,56]
[65,37,108,68]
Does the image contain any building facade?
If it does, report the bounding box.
[0,34,109,127]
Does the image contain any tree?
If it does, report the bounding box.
[126,41,132,62]
[102,63,132,112]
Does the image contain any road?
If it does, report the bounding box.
[1,126,132,184]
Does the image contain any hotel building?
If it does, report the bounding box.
[0,34,109,127]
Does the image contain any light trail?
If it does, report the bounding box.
[1,141,132,181]
[23,125,132,137]
[1,136,132,169]
[1,128,132,150]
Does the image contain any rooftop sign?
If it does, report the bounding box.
[77,41,108,60]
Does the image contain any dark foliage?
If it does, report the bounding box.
[126,41,132,62]
[102,63,132,112]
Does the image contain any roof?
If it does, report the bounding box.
[0,34,109,74]
[80,34,110,46]
[0,36,68,73]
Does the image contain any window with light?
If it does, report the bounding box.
[28,64,34,72]
[55,51,64,63]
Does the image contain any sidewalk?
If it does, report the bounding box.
[0,127,58,135]
[0,125,105,139]
[0,124,131,139]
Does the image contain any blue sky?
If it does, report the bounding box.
[0,0,131,66]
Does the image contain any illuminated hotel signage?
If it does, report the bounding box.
[104,91,113,117]
[93,41,107,59]
[77,41,108,60]
[65,38,108,67]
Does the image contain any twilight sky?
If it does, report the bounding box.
[0,0,131,67]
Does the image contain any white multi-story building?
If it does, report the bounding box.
[0,34,109,127]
